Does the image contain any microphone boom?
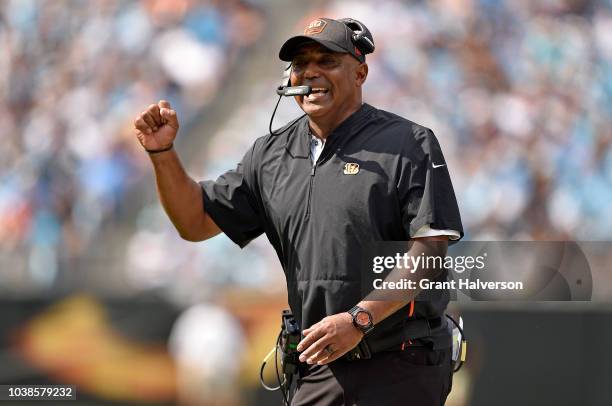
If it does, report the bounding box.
[276,85,312,96]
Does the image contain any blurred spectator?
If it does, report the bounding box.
[0,0,264,290]
[169,303,246,406]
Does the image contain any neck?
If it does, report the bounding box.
[308,100,363,139]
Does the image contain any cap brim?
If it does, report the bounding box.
[279,35,348,61]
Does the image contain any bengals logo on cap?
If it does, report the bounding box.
[304,19,327,35]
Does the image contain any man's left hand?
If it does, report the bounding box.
[297,312,363,365]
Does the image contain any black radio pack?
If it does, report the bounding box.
[259,309,302,405]
[280,309,301,375]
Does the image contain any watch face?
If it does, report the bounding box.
[355,311,371,326]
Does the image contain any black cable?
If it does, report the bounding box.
[268,94,283,136]
[274,332,289,406]
[268,93,306,137]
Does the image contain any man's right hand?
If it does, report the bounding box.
[134,100,179,152]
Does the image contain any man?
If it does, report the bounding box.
[134,17,463,406]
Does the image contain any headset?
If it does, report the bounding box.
[271,19,375,135]
[270,64,307,136]
[337,18,375,56]
[275,64,308,98]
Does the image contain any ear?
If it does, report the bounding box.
[355,63,368,87]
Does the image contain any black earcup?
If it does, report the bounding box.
[338,18,375,55]
[353,32,375,54]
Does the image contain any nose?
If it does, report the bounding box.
[303,62,321,81]
[292,61,320,84]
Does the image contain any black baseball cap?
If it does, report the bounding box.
[279,17,374,63]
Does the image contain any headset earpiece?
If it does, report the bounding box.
[353,31,375,54]
[351,21,375,54]
[338,18,375,56]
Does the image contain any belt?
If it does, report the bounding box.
[344,317,444,361]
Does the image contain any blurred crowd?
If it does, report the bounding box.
[2,0,612,297]
[204,0,612,241]
[0,0,264,288]
[1,2,610,402]
[170,0,612,298]
[322,0,612,240]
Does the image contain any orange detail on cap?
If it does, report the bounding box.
[408,300,414,318]
[304,19,327,35]
[355,47,362,56]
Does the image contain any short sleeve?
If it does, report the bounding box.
[397,127,464,240]
[200,144,264,248]
[413,224,461,240]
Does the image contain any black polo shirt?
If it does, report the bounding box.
[200,103,463,338]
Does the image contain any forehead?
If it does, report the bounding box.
[292,42,344,59]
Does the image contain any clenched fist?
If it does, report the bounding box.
[134,100,179,153]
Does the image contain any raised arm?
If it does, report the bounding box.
[134,100,221,242]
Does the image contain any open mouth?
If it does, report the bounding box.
[310,87,329,94]
[305,88,330,101]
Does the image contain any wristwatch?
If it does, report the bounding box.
[348,306,374,335]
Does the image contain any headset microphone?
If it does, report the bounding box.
[269,71,308,136]
[276,85,312,97]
